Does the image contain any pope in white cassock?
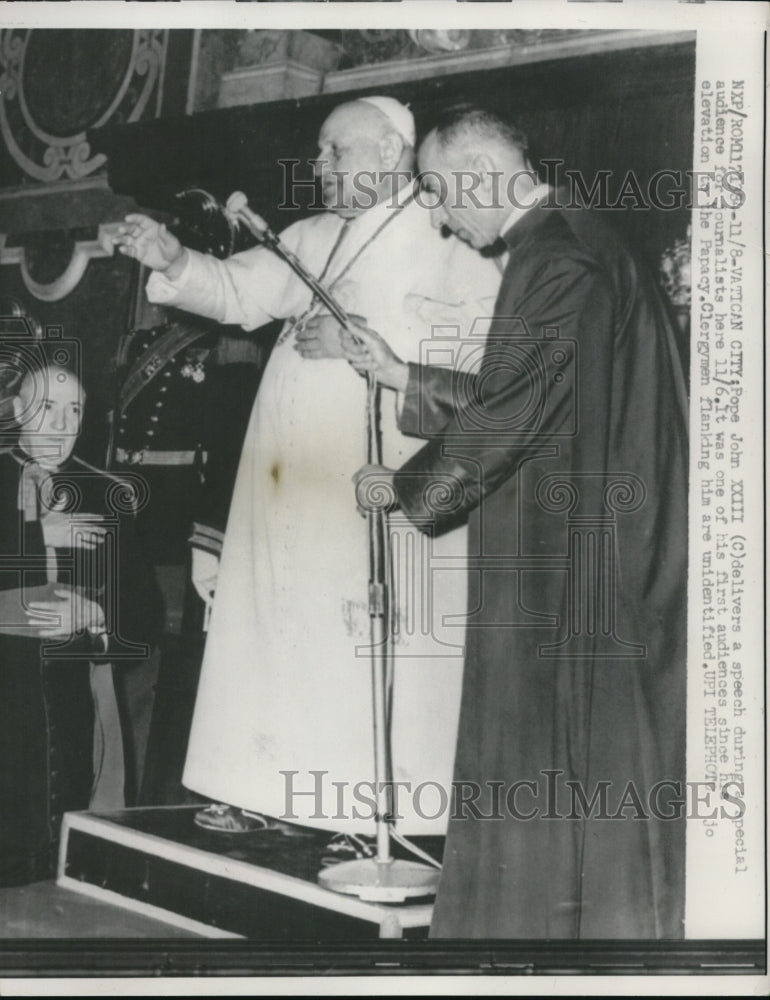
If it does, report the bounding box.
[115,97,500,836]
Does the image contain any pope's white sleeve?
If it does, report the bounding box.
[145,240,305,331]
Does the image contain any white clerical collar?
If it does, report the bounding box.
[499,183,554,239]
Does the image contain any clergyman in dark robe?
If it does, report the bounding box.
[343,107,689,938]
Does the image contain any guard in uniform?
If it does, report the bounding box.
[112,316,269,627]
[113,315,269,803]
[113,314,217,623]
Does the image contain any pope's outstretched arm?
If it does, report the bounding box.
[114,210,304,332]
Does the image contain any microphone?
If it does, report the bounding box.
[224,191,350,328]
[225,191,272,243]
[225,192,377,396]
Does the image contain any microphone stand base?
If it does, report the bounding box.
[318,858,440,903]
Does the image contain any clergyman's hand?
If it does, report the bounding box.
[341,321,409,392]
[353,463,397,518]
[113,214,187,277]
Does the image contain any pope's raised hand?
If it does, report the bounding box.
[113,214,186,274]
[353,463,397,517]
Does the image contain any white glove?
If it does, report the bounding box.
[191,547,219,605]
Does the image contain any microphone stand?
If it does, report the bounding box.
[227,193,440,903]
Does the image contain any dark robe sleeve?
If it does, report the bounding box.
[394,252,616,533]
[51,465,164,659]
[399,362,476,440]
[0,456,33,593]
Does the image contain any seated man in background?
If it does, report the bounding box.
[0,356,162,885]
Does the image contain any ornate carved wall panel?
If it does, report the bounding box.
[0,28,167,184]
[0,223,121,302]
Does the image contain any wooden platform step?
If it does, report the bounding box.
[57,806,439,939]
